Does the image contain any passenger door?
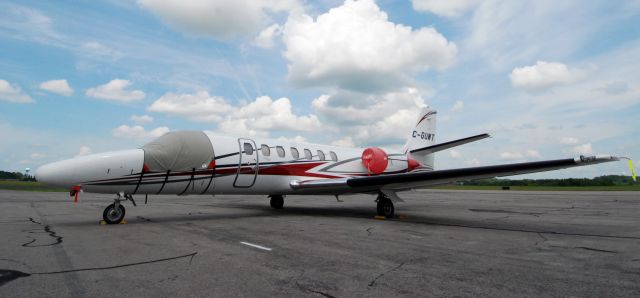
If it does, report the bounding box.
[234,138,258,188]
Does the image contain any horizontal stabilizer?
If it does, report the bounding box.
[410,133,490,155]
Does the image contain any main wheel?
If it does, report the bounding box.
[103,203,126,224]
[376,198,394,218]
[270,195,284,209]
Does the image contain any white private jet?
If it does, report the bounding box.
[36,108,623,224]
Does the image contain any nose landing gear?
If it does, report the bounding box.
[102,193,137,224]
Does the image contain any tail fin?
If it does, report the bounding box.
[404,108,437,169]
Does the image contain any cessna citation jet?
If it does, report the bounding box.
[36,108,623,224]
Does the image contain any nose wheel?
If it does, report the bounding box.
[103,203,126,224]
[102,193,136,224]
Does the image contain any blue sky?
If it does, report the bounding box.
[0,0,638,178]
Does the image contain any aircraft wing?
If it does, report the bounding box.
[290,155,621,192]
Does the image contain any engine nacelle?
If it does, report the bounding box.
[362,147,388,174]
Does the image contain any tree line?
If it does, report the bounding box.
[0,171,36,181]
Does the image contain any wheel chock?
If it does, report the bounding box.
[374,216,386,220]
[99,220,128,225]
[399,215,409,219]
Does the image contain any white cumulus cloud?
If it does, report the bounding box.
[138,0,301,40]
[561,137,580,145]
[276,135,308,144]
[131,114,154,125]
[253,24,282,48]
[147,91,234,122]
[572,143,593,155]
[500,150,540,160]
[282,0,457,92]
[451,100,464,112]
[411,0,479,18]
[465,158,481,166]
[0,79,33,103]
[81,41,121,59]
[86,79,145,102]
[39,79,73,96]
[331,137,355,148]
[500,151,524,160]
[509,61,583,92]
[148,92,321,137]
[312,88,426,125]
[312,88,428,143]
[312,88,428,144]
[525,149,541,158]
[112,125,170,140]
[75,146,92,157]
[217,96,321,136]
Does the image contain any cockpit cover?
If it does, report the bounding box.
[141,131,214,172]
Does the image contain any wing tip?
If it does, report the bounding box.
[573,155,621,164]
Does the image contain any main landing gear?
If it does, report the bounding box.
[269,195,284,209]
[103,193,137,224]
[376,193,395,218]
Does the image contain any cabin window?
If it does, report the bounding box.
[276,146,285,157]
[291,147,299,159]
[317,150,325,161]
[329,151,338,161]
[243,142,254,155]
[304,149,312,160]
[261,144,270,156]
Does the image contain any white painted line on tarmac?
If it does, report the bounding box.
[240,241,272,251]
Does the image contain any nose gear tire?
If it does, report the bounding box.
[103,203,126,224]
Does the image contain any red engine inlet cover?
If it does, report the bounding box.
[362,147,388,174]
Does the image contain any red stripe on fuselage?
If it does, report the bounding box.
[258,162,339,179]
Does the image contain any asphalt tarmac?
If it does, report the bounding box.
[0,189,639,297]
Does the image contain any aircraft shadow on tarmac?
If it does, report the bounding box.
[57,203,375,226]
[51,202,635,239]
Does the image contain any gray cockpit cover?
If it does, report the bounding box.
[142,131,214,172]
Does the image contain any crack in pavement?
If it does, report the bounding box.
[21,217,63,247]
[469,209,543,217]
[549,245,618,253]
[31,252,197,275]
[368,262,406,287]
[295,281,337,298]
[484,215,512,222]
[0,252,197,288]
[550,245,619,254]
[29,201,85,296]
[400,219,640,240]
[534,233,548,246]
[576,246,618,253]
[366,227,372,236]
[136,216,153,222]
[0,218,31,224]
